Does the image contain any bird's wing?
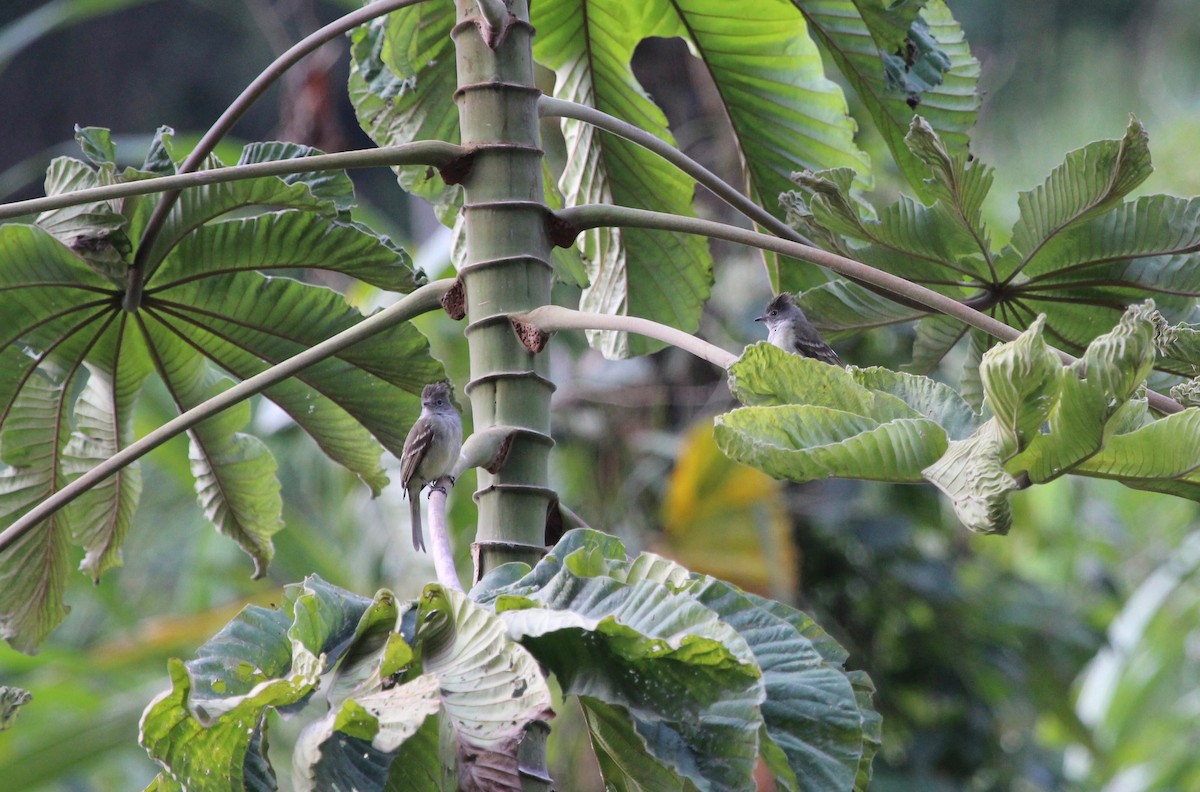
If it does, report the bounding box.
[399,422,432,494]
[795,327,842,366]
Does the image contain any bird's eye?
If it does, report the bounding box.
[768,310,777,317]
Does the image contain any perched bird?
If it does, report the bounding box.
[755,292,842,366]
[400,381,463,552]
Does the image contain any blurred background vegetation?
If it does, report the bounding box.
[1,1,1199,790]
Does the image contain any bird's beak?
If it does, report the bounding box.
[754,314,766,323]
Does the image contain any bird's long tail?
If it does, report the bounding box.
[408,486,425,552]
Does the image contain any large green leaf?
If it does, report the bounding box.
[62,317,153,581]
[797,279,930,340]
[641,0,870,294]
[1009,302,1157,484]
[978,315,1062,448]
[418,587,555,792]
[238,142,359,214]
[921,304,1172,533]
[784,148,994,346]
[144,270,439,469]
[793,0,980,196]
[718,343,954,483]
[139,154,333,281]
[725,307,1200,533]
[790,118,1200,376]
[490,548,764,791]
[921,419,1020,534]
[293,585,555,792]
[140,577,376,791]
[153,210,420,293]
[142,659,301,792]
[294,675,442,792]
[36,155,132,282]
[1001,117,1152,279]
[1073,408,1200,481]
[577,697,692,792]
[630,556,869,792]
[533,0,713,358]
[0,134,436,651]
[717,405,946,483]
[137,318,282,577]
[476,529,878,791]
[347,3,460,214]
[0,371,75,653]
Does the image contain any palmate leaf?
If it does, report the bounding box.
[1002,116,1153,278]
[145,577,552,791]
[793,0,980,197]
[414,587,555,792]
[239,142,359,214]
[577,698,692,792]
[717,313,1200,533]
[161,210,422,294]
[534,0,713,358]
[0,371,75,653]
[798,279,929,340]
[143,269,441,469]
[137,318,282,576]
[142,163,332,281]
[36,156,132,282]
[792,117,1200,376]
[62,317,153,581]
[919,304,1179,534]
[0,134,435,651]
[627,554,869,792]
[786,154,992,344]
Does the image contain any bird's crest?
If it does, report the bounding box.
[766,292,796,313]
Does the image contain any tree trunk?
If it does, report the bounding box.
[453,0,554,579]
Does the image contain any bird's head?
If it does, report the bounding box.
[421,381,454,411]
[755,292,805,328]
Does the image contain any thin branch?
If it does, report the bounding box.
[512,305,738,369]
[473,0,510,46]
[0,143,464,221]
[125,0,429,311]
[539,96,940,313]
[0,279,455,557]
[428,477,463,592]
[555,203,1185,415]
[558,503,592,532]
[538,96,814,246]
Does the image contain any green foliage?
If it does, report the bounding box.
[7,0,1200,790]
[791,116,1200,378]
[136,538,877,792]
[717,342,972,483]
[478,529,880,792]
[792,0,980,202]
[720,303,1200,535]
[348,0,980,356]
[0,133,440,651]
